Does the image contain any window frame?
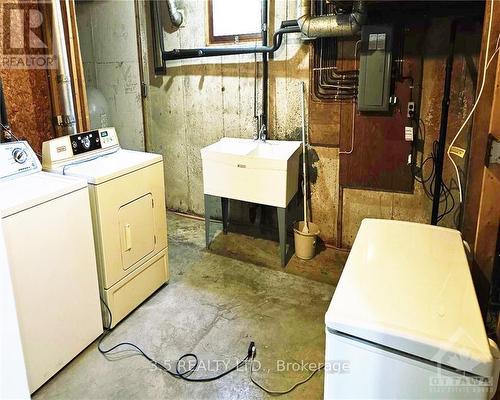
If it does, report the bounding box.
[206,0,262,45]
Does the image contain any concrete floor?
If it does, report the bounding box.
[33,213,345,399]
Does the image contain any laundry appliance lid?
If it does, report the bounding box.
[0,172,87,218]
[60,149,162,185]
[326,218,494,377]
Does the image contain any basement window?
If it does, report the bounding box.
[207,0,262,45]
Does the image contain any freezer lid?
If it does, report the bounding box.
[60,149,162,184]
[326,219,494,377]
[0,172,87,217]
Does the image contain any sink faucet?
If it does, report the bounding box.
[253,115,267,142]
[259,124,267,143]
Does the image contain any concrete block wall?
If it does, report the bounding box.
[137,1,479,248]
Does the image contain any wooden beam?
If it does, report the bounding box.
[61,0,89,132]
[41,1,62,135]
[65,0,89,132]
[463,0,500,244]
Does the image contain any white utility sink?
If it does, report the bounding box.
[201,138,301,208]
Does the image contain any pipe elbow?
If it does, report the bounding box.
[170,11,183,27]
[297,14,310,37]
[166,0,183,28]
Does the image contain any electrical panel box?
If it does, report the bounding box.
[358,25,393,112]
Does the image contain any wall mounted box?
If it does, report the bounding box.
[358,25,393,112]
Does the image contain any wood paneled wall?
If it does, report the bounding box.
[0,0,54,152]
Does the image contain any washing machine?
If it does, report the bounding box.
[42,127,169,328]
[0,141,103,393]
[0,222,30,399]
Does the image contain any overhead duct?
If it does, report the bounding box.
[166,0,183,28]
[297,0,366,38]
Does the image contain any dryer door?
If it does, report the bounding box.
[118,194,155,270]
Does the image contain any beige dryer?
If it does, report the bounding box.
[43,128,169,327]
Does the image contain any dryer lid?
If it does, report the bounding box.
[326,219,494,377]
[0,172,87,217]
[60,149,162,184]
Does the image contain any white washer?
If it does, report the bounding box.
[42,127,169,328]
[0,222,30,400]
[324,219,500,400]
[0,141,102,394]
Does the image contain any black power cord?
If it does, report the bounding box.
[98,298,253,382]
[249,346,324,395]
[98,298,324,393]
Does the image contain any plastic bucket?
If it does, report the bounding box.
[293,221,320,260]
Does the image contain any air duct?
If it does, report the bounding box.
[297,0,366,38]
[51,0,76,136]
[166,0,183,28]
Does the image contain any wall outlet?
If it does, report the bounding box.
[405,126,414,141]
[407,101,416,119]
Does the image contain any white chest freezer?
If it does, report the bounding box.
[324,219,500,400]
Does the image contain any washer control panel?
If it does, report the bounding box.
[0,141,41,180]
[42,127,120,168]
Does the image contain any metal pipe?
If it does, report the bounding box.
[261,0,268,139]
[431,21,457,225]
[336,185,344,248]
[297,0,366,38]
[151,0,167,75]
[51,0,76,136]
[0,78,10,142]
[166,0,183,28]
[281,19,299,28]
[163,25,300,61]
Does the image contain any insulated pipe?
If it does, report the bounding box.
[51,0,76,136]
[297,0,366,38]
[166,0,183,28]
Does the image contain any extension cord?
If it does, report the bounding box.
[98,299,323,395]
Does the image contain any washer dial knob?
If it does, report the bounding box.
[12,148,28,164]
[81,136,91,150]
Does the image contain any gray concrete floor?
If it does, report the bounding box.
[33,213,341,400]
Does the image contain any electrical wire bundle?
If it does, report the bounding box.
[412,119,456,224]
[98,299,323,394]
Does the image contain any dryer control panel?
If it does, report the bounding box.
[0,141,41,180]
[70,128,118,155]
[42,127,120,169]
